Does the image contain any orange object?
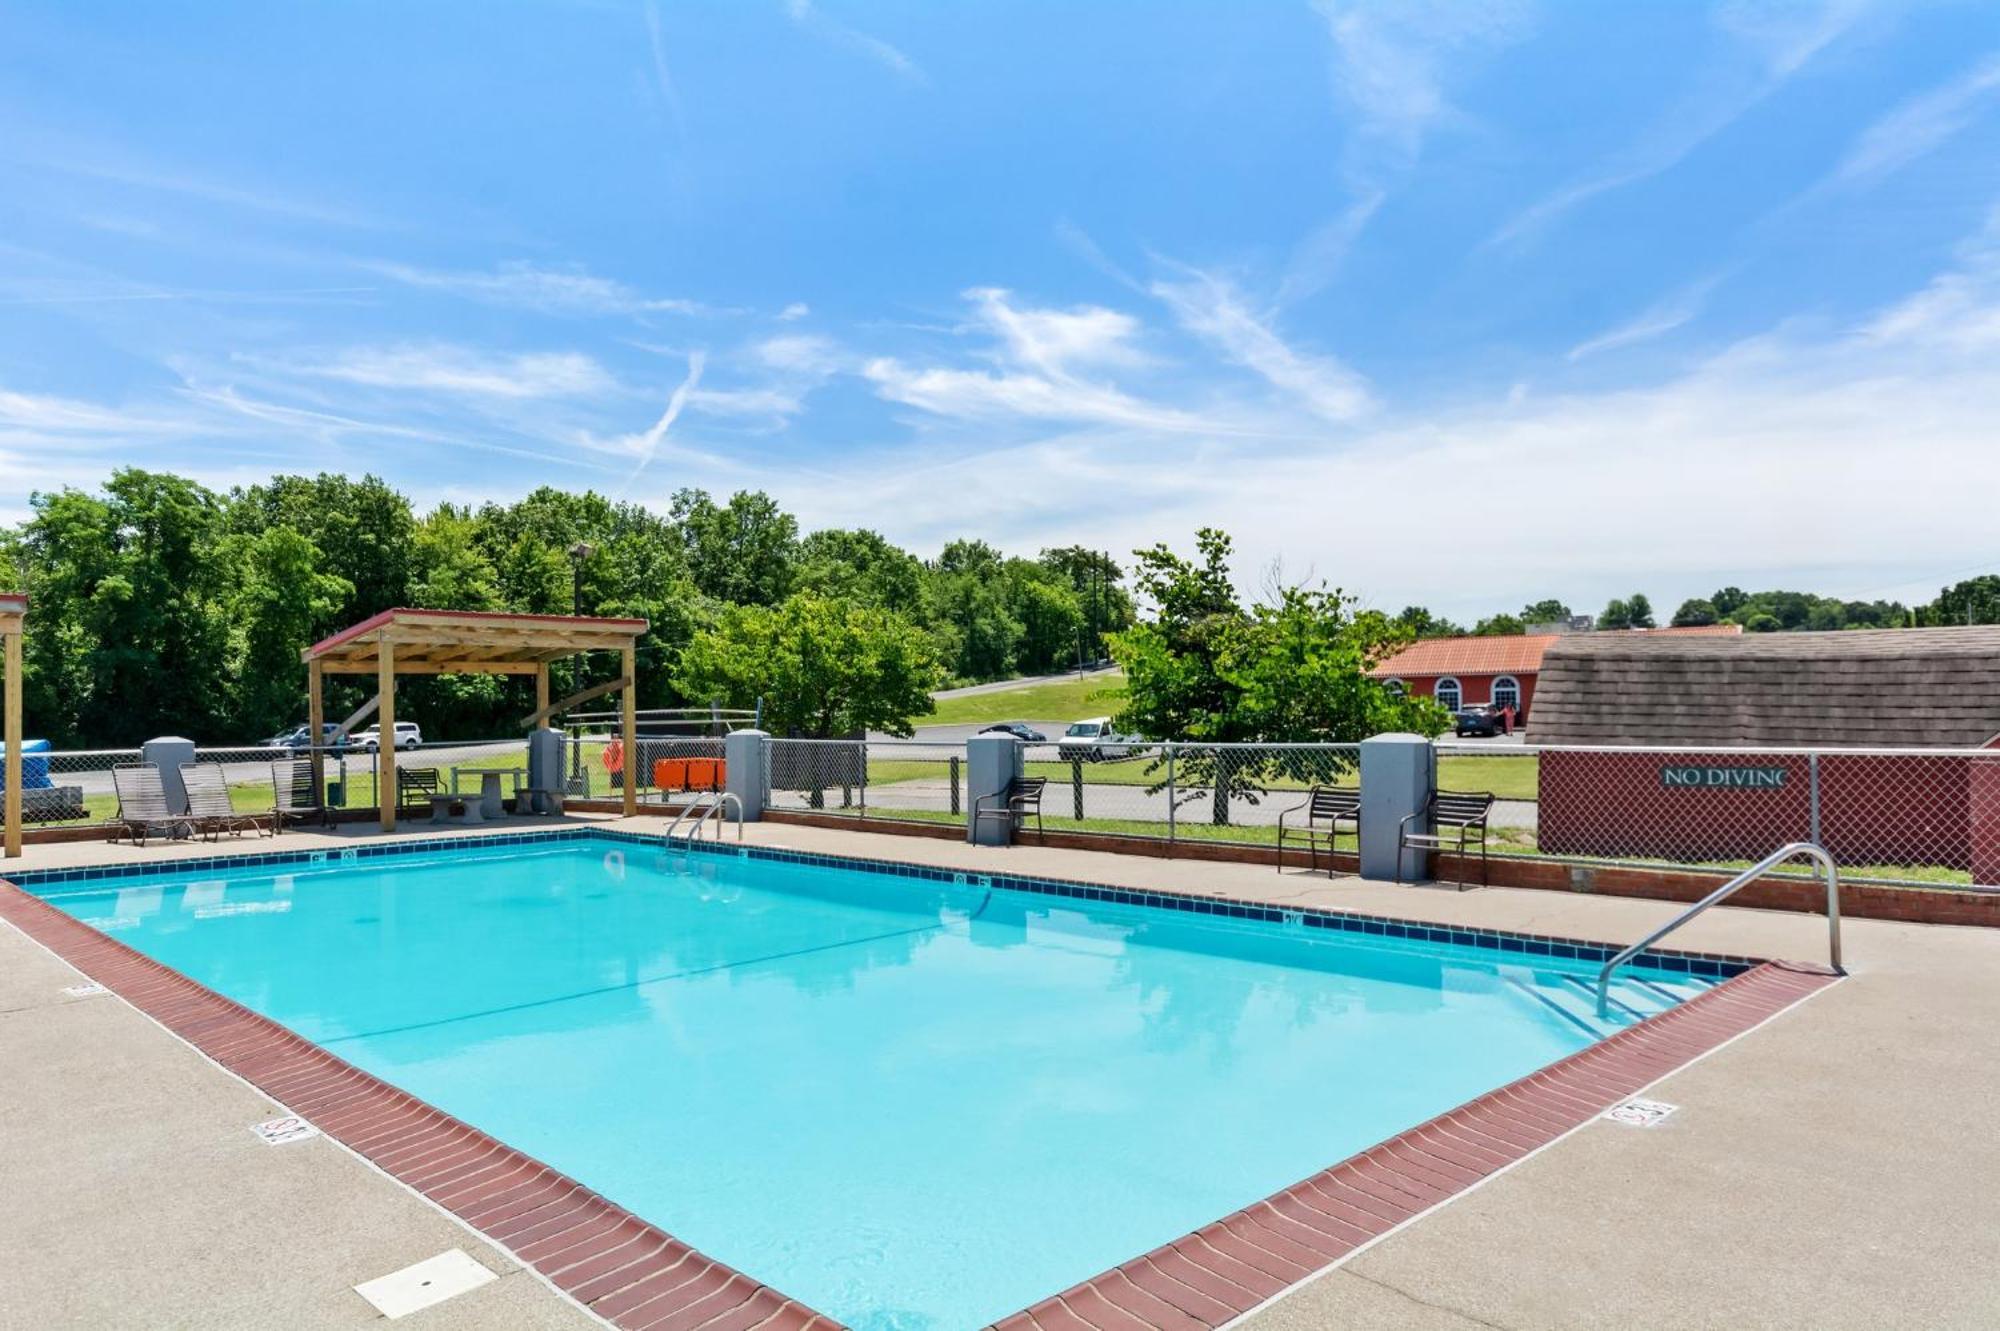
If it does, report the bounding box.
[602,738,624,775]
[653,758,687,790]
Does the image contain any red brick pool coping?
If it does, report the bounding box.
[1,865,1836,1331]
[990,958,1838,1331]
[0,880,837,1331]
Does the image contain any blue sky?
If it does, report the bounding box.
[3,1,2000,619]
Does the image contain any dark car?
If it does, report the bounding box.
[979,721,1047,742]
[1453,705,1507,738]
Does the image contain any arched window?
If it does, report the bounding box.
[1434,677,1462,711]
[1491,675,1521,712]
[1382,678,1406,697]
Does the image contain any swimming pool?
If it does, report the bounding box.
[24,833,1741,1329]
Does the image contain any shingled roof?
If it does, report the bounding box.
[1528,626,2000,748]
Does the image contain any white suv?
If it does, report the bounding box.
[353,721,422,752]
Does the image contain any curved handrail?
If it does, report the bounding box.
[1596,841,1842,1016]
[663,791,744,843]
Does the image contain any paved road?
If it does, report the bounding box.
[929,666,1117,700]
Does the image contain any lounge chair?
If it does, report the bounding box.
[273,758,334,831]
[110,764,193,846]
[181,763,270,840]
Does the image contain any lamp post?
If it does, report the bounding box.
[567,541,595,788]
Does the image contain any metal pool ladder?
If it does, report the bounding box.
[664,791,743,843]
[1595,841,1843,1017]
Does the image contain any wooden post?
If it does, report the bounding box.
[4,628,20,859]
[378,638,396,832]
[307,657,324,800]
[620,645,638,817]
[535,663,550,720]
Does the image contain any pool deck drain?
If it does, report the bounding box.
[4,815,1993,1329]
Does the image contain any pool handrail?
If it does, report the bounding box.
[1595,840,1842,1016]
[664,790,743,843]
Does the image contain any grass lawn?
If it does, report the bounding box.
[923,672,1126,728]
[1436,753,1539,802]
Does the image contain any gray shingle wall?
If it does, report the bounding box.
[1528,627,2000,748]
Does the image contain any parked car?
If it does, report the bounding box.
[351,721,422,752]
[1058,716,1140,761]
[1453,704,1506,738]
[264,723,347,753]
[979,721,1047,742]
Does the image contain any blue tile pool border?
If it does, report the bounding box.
[3,826,1761,981]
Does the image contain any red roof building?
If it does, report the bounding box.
[1368,625,1743,726]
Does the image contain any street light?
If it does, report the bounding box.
[568,541,596,616]
[566,542,596,788]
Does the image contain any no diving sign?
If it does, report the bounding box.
[1603,1098,1679,1128]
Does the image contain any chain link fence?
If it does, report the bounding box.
[13,733,1995,891]
[1017,741,1362,847]
[1441,742,1997,889]
[764,738,965,825]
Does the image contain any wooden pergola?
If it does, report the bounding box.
[2,592,24,858]
[301,608,650,831]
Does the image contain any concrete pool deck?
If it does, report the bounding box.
[4,814,1996,1329]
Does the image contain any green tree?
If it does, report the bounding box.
[1472,612,1526,636]
[1920,575,2000,626]
[1393,605,1466,638]
[672,593,941,738]
[1626,593,1656,629]
[1007,569,1085,674]
[1671,597,1718,626]
[1111,530,1446,824]
[794,528,925,613]
[1520,598,1570,624]
[226,527,353,737]
[1598,597,1632,630]
[670,488,798,606]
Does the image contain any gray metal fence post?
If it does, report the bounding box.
[1166,742,1177,853]
[1808,751,1822,845]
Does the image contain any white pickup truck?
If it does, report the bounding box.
[1057,716,1142,761]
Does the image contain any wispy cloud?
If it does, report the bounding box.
[777,301,811,322]
[363,259,708,317]
[1489,0,1871,250]
[784,0,925,84]
[604,352,719,493]
[268,343,617,399]
[1567,276,1721,360]
[863,359,1199,430]
[1282,0,1530,302]
[964,286,1146,375]
[1150,268,1372,421]
[1826,52,2000,189]
[861,288,1197,430]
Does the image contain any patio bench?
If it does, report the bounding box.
[1276,785,1361,876]
[1396,790,1496,888]
[972,776,1047,842]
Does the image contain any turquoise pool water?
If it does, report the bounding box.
[35,836,1716,1329]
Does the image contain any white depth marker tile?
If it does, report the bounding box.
[1603,1097,1679,1128]
[61,981,108,997]
[251,1115,320,1146]
[353,1248,498,1319]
